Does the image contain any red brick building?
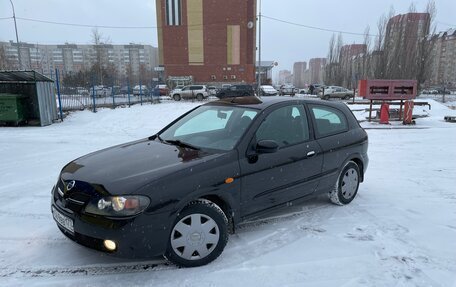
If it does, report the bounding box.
[156,0,257,84]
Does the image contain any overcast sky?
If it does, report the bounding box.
[0,0,455,73]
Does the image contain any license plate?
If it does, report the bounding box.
[52,206,74,233]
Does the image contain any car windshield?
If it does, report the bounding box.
[159,105,258,151]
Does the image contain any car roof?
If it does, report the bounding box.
[204,96,347,111]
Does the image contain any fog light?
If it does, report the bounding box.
[103,240,117,251]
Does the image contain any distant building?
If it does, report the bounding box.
[384,13,430,79]
[308,58,326,84]
[292,62,307,88]
[340,44,366,63]
[156,0,257,84]
[0,41,159,82]
[278,69,292,85]
[429,29,456,87]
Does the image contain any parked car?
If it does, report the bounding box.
[155,84,169,96]
[420,89,438,95]
[260,85,278,96]
[170,85,209,101]
[76,87,89,96]
[207,86,218,96]
[92,85,112,97]
[133,85,149,96]
[279,85,297,96]
[119,86,130,95]
[51,96,368,267]
[310,84,325,95]
[215,84,254,99]
[320,86,354,100]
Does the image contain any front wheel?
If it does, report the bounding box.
[165,200,228,267]
[173,94,181,101]
[329,161,360,205]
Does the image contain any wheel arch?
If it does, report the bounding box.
[348,156,364,182]
[175,194,235,234]
[198,195,235,234]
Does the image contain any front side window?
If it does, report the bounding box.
[310,105,348,138]
[256,105,309,148]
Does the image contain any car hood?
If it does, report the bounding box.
[60,138,223,195]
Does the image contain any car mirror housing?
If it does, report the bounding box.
[256,140,279,153]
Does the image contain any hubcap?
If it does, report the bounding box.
[171,213,219,260]
[341,168,358,200]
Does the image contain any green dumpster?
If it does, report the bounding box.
[0,93,29,124]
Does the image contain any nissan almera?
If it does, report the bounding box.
[51,96,368,267]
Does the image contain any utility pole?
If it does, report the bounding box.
[257,0,262,97]
[9,0,22,69]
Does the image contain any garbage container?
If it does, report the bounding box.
[0,94,29,124]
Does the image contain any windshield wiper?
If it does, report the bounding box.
[163,139,200,150]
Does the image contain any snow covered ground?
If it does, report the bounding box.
[1,98,455,286]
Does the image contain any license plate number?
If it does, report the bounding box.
[52,207,74,233]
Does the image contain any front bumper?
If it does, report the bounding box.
[51,185,171,258]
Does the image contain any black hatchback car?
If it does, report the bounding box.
[51,97,368,267]
[215,84,255,99]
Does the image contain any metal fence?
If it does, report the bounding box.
[417,93,456,104]
[57,92,162,112]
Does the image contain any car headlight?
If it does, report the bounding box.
[85,195,150,217]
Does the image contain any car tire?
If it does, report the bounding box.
[165,200,229,267]
[329,161,360,205]
[323,95,330,100]
[196,94,204,101]
[173,94,181,101]
[343,95,351,100]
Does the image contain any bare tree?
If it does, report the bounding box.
[324,33,343,86]
[90,28,112,85]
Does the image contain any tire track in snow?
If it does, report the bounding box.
[223,200,335,265]
[0,261,173,278]
[344,204,456,286]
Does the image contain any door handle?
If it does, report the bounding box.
[307,151,316,157]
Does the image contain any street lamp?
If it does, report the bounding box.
[256,0,262,97]
[8,0,22,69]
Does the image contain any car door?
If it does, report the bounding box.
[308,104,353,193]
[239,103,323,218]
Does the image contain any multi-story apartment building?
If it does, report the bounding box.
[278,69,292,85]
[430,29,456,87]
[384,13,430,79]
[308,58,326,84]
[292,62,307,88]
[0,41,159,81]
[156,0,257,84]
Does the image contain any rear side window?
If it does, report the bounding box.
[310,105,348,138]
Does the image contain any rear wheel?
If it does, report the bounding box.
[323,95,330,100]
[329,161,360,205]
[196,94,204,101]
[343,95,351,100]
[165,200,228,267]
[173,94,181,101]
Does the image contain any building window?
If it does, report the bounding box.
[166,0,182,26]
[231,75,236,80]
[211,75,216,80]
[223,75,228,80]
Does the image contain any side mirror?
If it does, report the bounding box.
[256,140,279,154]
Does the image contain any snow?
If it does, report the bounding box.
[1,98,456,286]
